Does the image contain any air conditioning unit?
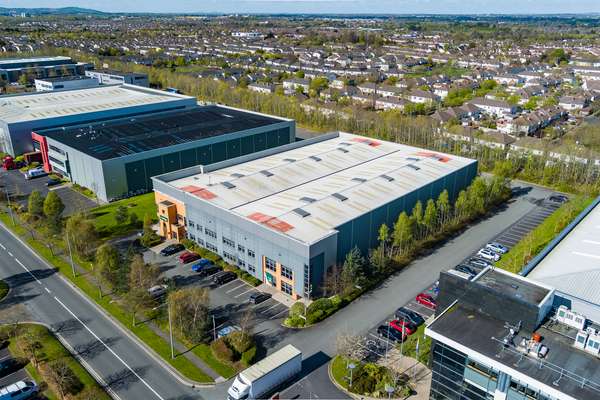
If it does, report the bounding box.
[556,305,586,330]
[574,330,588,350]
[583,328,600,356]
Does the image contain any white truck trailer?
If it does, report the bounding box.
[227,344,302,400]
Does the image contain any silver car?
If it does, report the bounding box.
[485,242,509,254]
[477,248,500,262]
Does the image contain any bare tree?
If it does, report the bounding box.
[44,359,80,399]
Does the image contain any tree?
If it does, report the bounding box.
[169,287,211,343]
[412,200,424,240]
[129,212,139,227]
[95,244,120,294]
[44,359,81,399]
[43,191,65,231]
[114,205,129,225]
[377,224,390,256]
[341,247,367,294]
[423,199,438,238]
[453,190,469,223]
[436,190,451,227]
[18,329,42,367]
[392,212,414,256]
[65,213,97,259]
[322,264,344,296]
[128,254,159,289]
[28,190,44,217]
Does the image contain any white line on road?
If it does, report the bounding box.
[7,251,12,257]
[234,287,256,298]
[44,287,51,294]
[15,258,42,285]
[225,281,246,293]
[53,296,166,400]
[270,308,289,320]
[0,243,5,250]
[260,302,281,313]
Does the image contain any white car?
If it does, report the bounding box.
[477,248,500,262]
[147,284,168,299]
[0,380,38,400]
[485,242,509,254]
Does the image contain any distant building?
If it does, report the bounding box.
[0,56,92,83]
[558,96,588,111]
[248,83,275,94]
[33,105,295,203]
[469,97,519,117]
[85,69,149,87]
[34,75,99,92]
[231,32,264,39]
[152,132,477,299]
[0,84,195,155]
[283,78,310,94]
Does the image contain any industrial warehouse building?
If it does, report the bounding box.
[85,69,149,87]
[0,84,196,155]
[152,132,478,299]
[0,56,92,83]
[34,105,295,202]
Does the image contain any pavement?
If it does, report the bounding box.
[0,180,557,400]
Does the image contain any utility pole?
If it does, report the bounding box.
[66,233,76,278]
[4,186,15,226]
[212,314,216,341]
[168,302,174,359]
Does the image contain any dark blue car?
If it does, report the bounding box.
[191,258,212,272]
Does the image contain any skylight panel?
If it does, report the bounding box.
[352,177,367,183]
[300,196,317,203]
[381,174,395,182]
[260,170,274,177]
[293,208,311,218]
[407,164,420,171]
[222,181,236,189]
[309,156,322,162]
[332,193,348,202]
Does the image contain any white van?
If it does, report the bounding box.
[25,168,47,180]
[0,381,38,400]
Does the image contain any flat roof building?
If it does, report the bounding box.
[85,69,149,87]
[34,75,100,92]
[152,132,477,300]
[0,55,92,83]
[0,84,196,155]
[33,105,295,202]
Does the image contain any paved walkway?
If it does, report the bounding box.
[379,350,432,400]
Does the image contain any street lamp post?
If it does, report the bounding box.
[65,233,76,278]
[348,362,356,388]
[153,302,175,359]
[4,186,15,226]
[385,384,394,399]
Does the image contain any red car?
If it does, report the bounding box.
[416,293,437,309]
[178,251,200,264]
[389,319,416,335]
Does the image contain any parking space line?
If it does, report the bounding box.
[223,280,245,291]
[269,308,289,320]
[260,302,281,313]
[234,287,256,298]
[0,243,5,250]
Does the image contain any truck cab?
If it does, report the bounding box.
[228,375,251,400]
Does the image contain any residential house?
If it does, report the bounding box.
[375,97,408,111]
[469,97,519,117]
[283,78,310,94]
[248,82,275,94]
[558,96,588,111]
[408,89,440,104]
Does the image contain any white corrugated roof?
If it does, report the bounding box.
[529,201,600,306]
[241,344,301,384]
[168,132,476,244]
[0,84,187,123]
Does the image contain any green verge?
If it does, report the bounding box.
[2,323,111,400]
[330,355,353,391]
[90,193,157,238]
[0,280,8,301]
[0,212,214,384]
[191,344,237,379]
[399,324,432,365]
[496,195,594,273]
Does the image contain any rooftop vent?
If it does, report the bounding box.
[352,177,367,183]
[381,174,395,182]
[309,156,322,162]
[222,181,236,189]
[300,196,317,203]
[293,208,311,218]
[283,158,296,162]
[332,193,348,202]
[339,142,352,146]
[407,164,420,171]
[230,173,245,178]
[407,157,420,162]
[259,170,274,177]
[337,148,349,153]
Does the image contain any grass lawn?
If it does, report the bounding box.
[330,355,352,391]
[191,343,237,379]
[0,280,8,301]
[2,324,111,400]
[90,193,157,238]
[400,324,431,365]
[0,211,214,384]
[496,196,594,273]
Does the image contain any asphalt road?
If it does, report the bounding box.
[0,222,202,400]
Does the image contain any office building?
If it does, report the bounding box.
[426,197,600,400]
[85,69,149,87]
[33,105,294,203]
[152,132,477,299]
[0,56,92,83]
[34,75,100,92]
[0,84,196,155]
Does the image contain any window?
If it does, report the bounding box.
[223,237,235,247]
[281,281,293,296]
[248,249,255,258]
[197,224,203,231]
[187,233,196,241]
[206,243,218,253]
[265,257,277,272]
[197,239,204,246]
[205,228,217,239]
[49,144,66,155]
[49,156,65,167]
[247,264,256,273]
[281,265,293,280]
[223,252,236,263]
[238,244,245,253]
[188,220,195,228]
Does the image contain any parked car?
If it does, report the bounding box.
[249,292,272,304]
[395,307,424,326]
[376,325,405,342]
[548,194,568,204]
[213,271,237,285]
[198,265,222,277]
[24,167,47,180]
[389,319,416,335]
[467,257,493,269]
[0,358,21,378]
[0,380,38,400]
[178,251,200,264]
[454,264,478,277]
[217,325,240,338]
[477,248,500,262]
[46,178,62,187]
[147,284,168,299]
[415,293,437,309]
[191,258,213,272]
[485,242,509,254]
[160,243,185,256]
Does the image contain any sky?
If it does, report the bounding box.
[2,0,600,15]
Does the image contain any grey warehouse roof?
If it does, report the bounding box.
[164,132,476,245]
[37,105,285,160]
[0,84,190,124]
[528,199,600,306]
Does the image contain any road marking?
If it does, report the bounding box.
[583,240,600,245]
[53,296,165,400]
[269,308,289,320]
[0,243,5,250]
[7,251,12,257]
[44,287,51,294]
[573,251,600,260]
[234,287,256,298]
[15,258,42,285]
[225,281,246,293]
[260,302,281,313]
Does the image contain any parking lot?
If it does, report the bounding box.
[363,192,567,352]
[144,244,291,339]
[0,345,32,393]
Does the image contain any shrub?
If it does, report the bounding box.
[210,337,234,363]
[228,331,253,354]
[241,346,257,367]
[306,309,324,325]
[306,298,333,315]
[284,315,305,328]
[289,302,306,317]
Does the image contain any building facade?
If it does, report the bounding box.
[153,132,477,300]
[34,75,100,92]
[0,56,93,83]
[85,70,149,87]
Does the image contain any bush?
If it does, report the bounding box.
[241,346,256,367]
[228,331,253,354]
[289,302,306,317]
[306,298,333,315]
[210,338,234,363]
[284,315,305,328]
[306,309,324,325]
